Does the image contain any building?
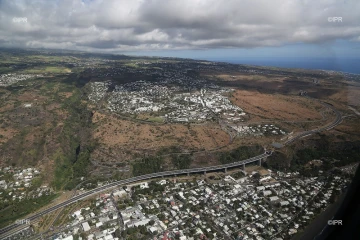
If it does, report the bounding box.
[113,189,127,198]
[263,190,272,197]
[62,236,74,240]
[269,196,279,202]
[280,201,290,207]
[81,222,91,232]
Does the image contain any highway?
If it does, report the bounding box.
[0,100,343,239]
[284,101,342,145]
[0,153,269,238]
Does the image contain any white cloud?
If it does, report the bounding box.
[0,0,359,51]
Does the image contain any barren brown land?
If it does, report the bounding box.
[0,50,359,191]
[230,90,323,121]
[92,111,230,161]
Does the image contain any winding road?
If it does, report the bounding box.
[284,101,342,145]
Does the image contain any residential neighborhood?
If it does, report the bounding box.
[0,74,43,87]
[6,166,349,240]
[0,166,51,203]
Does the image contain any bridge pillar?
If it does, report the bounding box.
[187,172,190,177]
[224,168,227,173]
[258,158,262,166]
[242,164,245,170]
[204,171,206,175]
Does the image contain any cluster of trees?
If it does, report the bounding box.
[118,225,152,240]
[52,89,95,190]
[293,141,360,168]
[157,145,181,155]
[171,154,192,169]
[265,138,360,176]
[219,145,263,164]
[132,181,165,198]
[231,171,245,179]
[132,156,164,176]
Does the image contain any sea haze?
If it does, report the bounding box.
[203,57,360,74]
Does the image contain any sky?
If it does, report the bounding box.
[0,0,359,64]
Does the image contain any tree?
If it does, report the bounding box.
[114,229,121,238]
[253,173,260,180]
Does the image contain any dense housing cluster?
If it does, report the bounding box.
[37,169,350,240]
[89,79,246,124]
[0,74,42,86]
[0,167,51,202]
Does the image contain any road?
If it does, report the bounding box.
[0,153,269,239]
[284,100,342,145]
[0,99,343,239]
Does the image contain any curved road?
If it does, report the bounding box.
[284,101,342,145]
[0,99,343,239]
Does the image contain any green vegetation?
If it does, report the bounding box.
[265,136,360,175]
[124,63,139,68]
[133,181,165,197]
[0,193,58,228]
[23,66,71,74]
[146,117,164,123]
[219,145,263,164]
[231,171,245,179]
[157,145,181,155]
[290,142,360,176]
[171,154,192,169]
[51,89,94,190]
[0,67,13,74]
[132,156,164,176]
[120,225,151,240]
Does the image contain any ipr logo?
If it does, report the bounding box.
[328,17,342,22]
[328,220,342,225]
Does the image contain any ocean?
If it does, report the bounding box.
[203,57,360,75]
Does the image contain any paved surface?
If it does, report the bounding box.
[284,101,342,145]
[0,99,343,239]
[0,153,269,239]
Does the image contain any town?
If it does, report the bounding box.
[0,166,52,203]
[5,164,354,240]
[0,74,43,87]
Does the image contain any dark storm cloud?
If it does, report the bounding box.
[0,0,359,51]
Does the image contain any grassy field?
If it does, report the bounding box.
[24,66,71,74]
[124,63,140,68]
[0,67,13,74]
[147,117,164,123]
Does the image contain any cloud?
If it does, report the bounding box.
[0,0,359,52]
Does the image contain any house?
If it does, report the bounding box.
[129,218,150,227]
[113,189,127,198]
[82,221,91,232]
[104,235,114,240]
[280,201,290,207]
[62,235,74,240]
[140,182,149,189]
[0,180,7,189]
[269,196,279,202]
[149,226,158,233]
[263,190,272,197]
